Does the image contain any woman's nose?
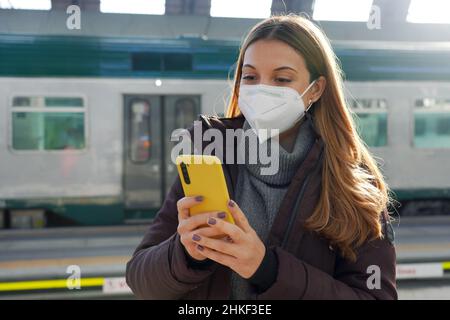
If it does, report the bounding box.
[257,77,272,86]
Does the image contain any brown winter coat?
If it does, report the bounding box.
[126,114,397,300]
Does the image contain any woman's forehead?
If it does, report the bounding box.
[243,39,307,71]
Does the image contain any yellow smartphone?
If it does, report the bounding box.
[176,155,235,225]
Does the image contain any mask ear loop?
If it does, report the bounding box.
[303,78,321,136]
[293,79,318,127]
[303,80,317,116]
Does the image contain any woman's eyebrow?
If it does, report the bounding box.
[242,64,297,73]
[273,66,297,73]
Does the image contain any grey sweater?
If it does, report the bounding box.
[230,119,316,299]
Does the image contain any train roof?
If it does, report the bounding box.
[1,34,450,81]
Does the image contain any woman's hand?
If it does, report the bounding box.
[177,196,228,261]
[191,200,266,279]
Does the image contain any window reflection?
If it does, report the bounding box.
[11,96,86,151]
[351,98,388,147]
[414,98,450,148]
[129,99,151,163]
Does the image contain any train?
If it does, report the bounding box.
[1,33,450,227]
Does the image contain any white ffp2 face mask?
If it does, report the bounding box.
[238,80,316,144]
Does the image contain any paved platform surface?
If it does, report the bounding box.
[0,216,449,299]
[0,225,147,281]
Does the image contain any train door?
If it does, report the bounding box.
[123,94,200,218]
[123,95,162,211]
[164,96,201,195]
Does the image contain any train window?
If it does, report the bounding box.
[414,98,450,148]
[131,52,193,72]
[129,99,151,163]
[175,98,197,129]
[163,53,193,72]
[350,99,387,147]
[132,52,161,71]
[11,96,86,151]
[45,97,84,107]
[12,97,31,107]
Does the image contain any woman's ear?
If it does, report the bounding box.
[310,76,326,103]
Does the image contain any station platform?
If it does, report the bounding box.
[0,216,449,299]
[0,224,146,299]
[394,216,450,263]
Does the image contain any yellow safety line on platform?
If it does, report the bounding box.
[0,262,449,293]
[0,277,104,292]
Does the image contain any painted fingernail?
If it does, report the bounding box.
[195,196,204,202]
[218,211,226,219]
[197,245,204,251]
[228,200,235,207]
[208,217,217,225]
[192,234,201,241]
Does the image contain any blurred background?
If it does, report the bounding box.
[0,0,450,299]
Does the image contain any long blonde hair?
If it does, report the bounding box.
[226,15,390,261]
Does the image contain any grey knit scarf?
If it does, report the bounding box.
[229,118,316,299]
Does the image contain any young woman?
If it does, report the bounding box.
[126,15,397,300]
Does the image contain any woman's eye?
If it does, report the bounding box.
[275,78,292,83]
[242,75,256,81]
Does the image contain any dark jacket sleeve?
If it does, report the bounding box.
[125,176,218,299]
[256,234,397,300]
